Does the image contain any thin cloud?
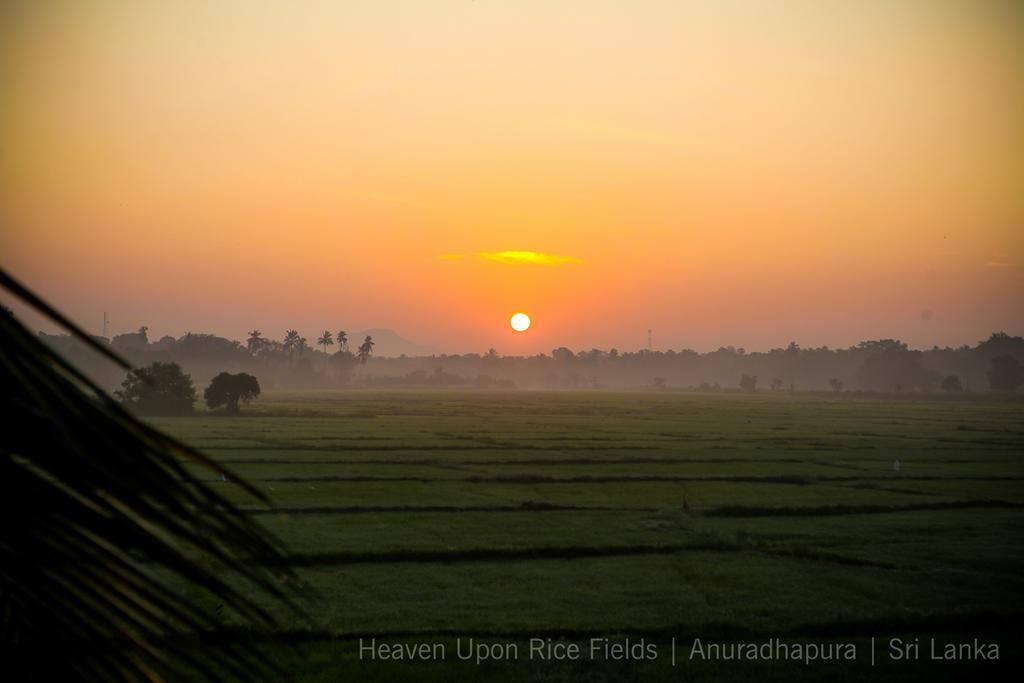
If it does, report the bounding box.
[478,251,583,266]
[438,251,583,265]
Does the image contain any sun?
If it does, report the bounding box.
[510,312,531,332]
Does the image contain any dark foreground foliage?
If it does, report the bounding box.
[0,268,304,682]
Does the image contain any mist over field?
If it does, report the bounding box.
[3,1,1023,681]
[38,325,1024,396]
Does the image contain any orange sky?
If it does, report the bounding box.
[1,0,1021,353]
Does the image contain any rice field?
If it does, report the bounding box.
[155,391,1024,681]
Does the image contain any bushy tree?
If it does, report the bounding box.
[331,350,358,385]
[940,375,963,393]
[739,374,757,392]
[975,332,1024,360]
[204,372,261,413]
[857,345,933,392]
[357,335,375,364]
[116,361,196,415]
[988,355,1024,392]
[174,332,249,365]
[551,347,574,362]
[111,326,149,352]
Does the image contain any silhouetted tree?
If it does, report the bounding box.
[111,326,150,351]
[282,329,301,353]
[552,347,574,362]
[317,330,334,354]
[988,355,1024,392]
[940,375,964,393]
[426,366,463,386]
[152,334,176,351]
[858,343,933,392]
[204,372,261,414]
[770,377,783,391]
[739,374,757,392]
[174,332,248,365]
[357,335,375,364]
[247,329,266,354]
[116,361,196,415]
[975,332,1024,360]
[331,350,358,384]
[653,376,666,390]
[828,378,844,393]
[337,330,348,352]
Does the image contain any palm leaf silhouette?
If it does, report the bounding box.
[0,268,305,681]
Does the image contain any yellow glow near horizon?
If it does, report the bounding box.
[510,313,532,333]
[438,251,583,265]
[479,252,583,266]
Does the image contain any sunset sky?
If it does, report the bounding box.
[2,0,1021,354]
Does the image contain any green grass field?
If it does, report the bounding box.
[154,391,1024,681]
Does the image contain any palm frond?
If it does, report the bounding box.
[0,267,306,681]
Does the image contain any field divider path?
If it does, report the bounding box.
[702,498,1024,517]
[262,541,903,571]
[243,503,657,515]
[238,473,1024,484]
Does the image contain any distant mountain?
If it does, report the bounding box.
[350,328,437,358]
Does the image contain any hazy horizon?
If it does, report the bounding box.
[21,309,1023,357]
[3,1,1022,354]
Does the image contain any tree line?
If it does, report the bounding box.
[38,328,1024,395]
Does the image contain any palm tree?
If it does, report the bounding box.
[357,335,375,364]
[0,267,303,682]
[282,329,300,353]
[316,330,333,355]
[336,330,348,352]
[247,329,265,354]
